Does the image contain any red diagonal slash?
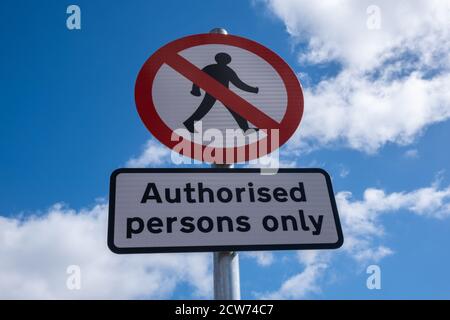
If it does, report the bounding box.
[164,53,281,130]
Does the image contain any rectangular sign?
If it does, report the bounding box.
[108,168,343,254]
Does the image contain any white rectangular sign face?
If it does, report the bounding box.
[108,168,343,254]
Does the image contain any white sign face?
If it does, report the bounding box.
[108,168,343,254]
[152,44,287,148]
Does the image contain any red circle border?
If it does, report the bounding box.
[135,33,304,164]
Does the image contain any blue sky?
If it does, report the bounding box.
[1,0,450,299]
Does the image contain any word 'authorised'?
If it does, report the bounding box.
[140,182,307,204]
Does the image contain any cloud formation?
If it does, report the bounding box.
[0,204,211,299]
[261,180,450,299]
[1,180,449,299]
[291,71,450,153]
[126,139,171,167]
[261,251,329,299]
[263,0,450,153]
[265,0,450,70]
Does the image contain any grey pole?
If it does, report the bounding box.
[212,164,241,300]
[209,27,240,300]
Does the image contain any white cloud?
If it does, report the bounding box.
[260,180,450,299]
[262,263,325,299]
[126,139,171,167]
[289,70,450,153]
[262,0,450,153]
[0,204,211,299]
[265,0,450,70]
[338,182,450,263]
[261,251,329,299]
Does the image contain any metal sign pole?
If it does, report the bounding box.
[212,163,241,300]
[213,249,241,300]
[209,27,241,300]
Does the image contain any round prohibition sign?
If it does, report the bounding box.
[135,33,304,163]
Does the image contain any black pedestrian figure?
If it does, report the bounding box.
[183,52,259,133]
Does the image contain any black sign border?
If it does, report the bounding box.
[108,168,344,254]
